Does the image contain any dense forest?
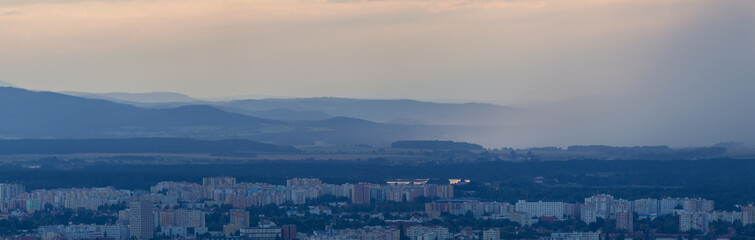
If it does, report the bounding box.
[564,145,727,160]
[391,140,484,151]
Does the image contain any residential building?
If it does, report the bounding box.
[584,194,614,220]
[352,183,371,204]
[633,198,659,215]
[742,205,755,225]
[129,201,154,240]
[540,232,600,240]
[0,183,24,200]
[615,211,633,231]
[483,228,500,240]
[281,225,297,240]
[680,211,709,233]
[241,221,281,240]
[516,200,565,219]
[225,209,250,235]
[406,226,450,240]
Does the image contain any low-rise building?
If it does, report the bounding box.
[407,226,450,240]
[539,232,600,240]
[482,228,500,240]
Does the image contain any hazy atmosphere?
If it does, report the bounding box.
[4,1,755,238]
[1,0,754,147]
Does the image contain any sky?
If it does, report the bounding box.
[1,0,754,147]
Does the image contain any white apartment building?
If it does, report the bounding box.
[680,211,709,233]
[407,226,450,240]
[516,200,565,219]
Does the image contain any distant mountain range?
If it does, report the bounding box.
[62,91,201,104]
[218,97,517,125]
[0,87,462,146]
[0,87,277,138]
[0,80,16,88]
[1,86,751,158]
[57,90,517,125]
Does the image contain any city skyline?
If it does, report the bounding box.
[2,176,750,239]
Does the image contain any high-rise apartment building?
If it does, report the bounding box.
[287,178,322,188]
[230,209,250,228]
[202,177,236,187]
[680,211,709,233]
[515,200,565,219]
[682,198,715,213]
[224,209,250,235]
[0,183,25,200]
[129,201,154,240]
[281,225,297,240]
[584,194,614,219]
[615,211,633,231]
[352,183,371,205]
[632,198,659,215]
[742,205,755,225]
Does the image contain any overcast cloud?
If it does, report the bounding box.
[0,0,753,147]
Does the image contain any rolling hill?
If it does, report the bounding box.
[0,81,15,88]
[59,91,517,125]
[0,87,283,139]
[62,91,201,104]
[0,87,457,146]
[220,97,517,125]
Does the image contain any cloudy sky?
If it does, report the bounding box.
[1,0,753,147]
